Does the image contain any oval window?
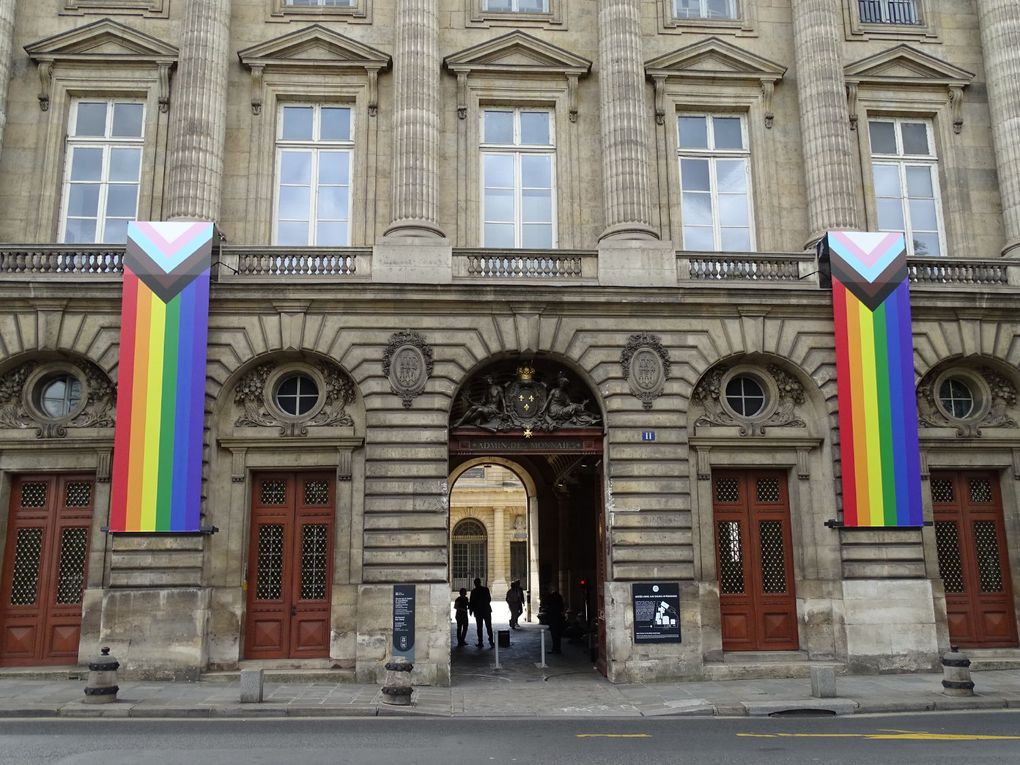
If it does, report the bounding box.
[938,377,975,419]
[38,375,82,418]
[274,373,319,416]
[725,375,766,418]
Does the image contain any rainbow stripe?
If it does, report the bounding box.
[825,232,922,528]
[110,222,213,533]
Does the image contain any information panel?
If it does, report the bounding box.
[392,584,416,661]
[632,583,681,644]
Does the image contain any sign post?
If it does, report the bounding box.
[631,583,681,644]
[392,584,416,662]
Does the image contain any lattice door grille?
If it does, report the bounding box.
[756,478,780,504]
[303,479,329,506]
[715,478,739,503]
[19,482,47,509]
[259,481,287,505]
[969,479,993,504]
[64,482,92,508]
[759,520,787,593]
[255,524,284,600]
[717,521,745,594]
[934,521,964,593]
[974,521,1004,593]
[300,524,329,600]
[56,528,88,605]
[9,528,43,606]
[931,478,954,504]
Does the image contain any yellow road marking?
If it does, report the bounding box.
[576,734,651,739]
[737,730,1020,742]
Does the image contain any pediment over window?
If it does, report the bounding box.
[25,19,178,111]
[644,37,786,128]
[238,25,391,115]
[444,31,591,78]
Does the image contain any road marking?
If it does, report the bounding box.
[738,730,1020,742]
[576,734,651,739]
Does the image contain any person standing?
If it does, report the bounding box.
[506,580,525,629]
[544,588,565,654]
[469,577,493,647]
[453,587,470,646]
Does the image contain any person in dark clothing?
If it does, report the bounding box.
[544,588,565,653]
[505,580,525,629]
[453,587,470,646]
[469,577,493,647]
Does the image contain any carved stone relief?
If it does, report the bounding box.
[692,364,806,437]
[383,330,433,409]
[234,359,355,437]
[0,358,116,438]
[621,333,670,410]
[917,366,1018,437]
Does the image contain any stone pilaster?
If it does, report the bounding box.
[383,0,443,238]
[791,0,861,244]
[978,0,1020,256]
[596,0,658,241]
[163,0,231,222]
[0,0,16,158]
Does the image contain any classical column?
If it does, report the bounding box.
[597,0,658,240]
[163,0,231,221]
[978,0,1020,256]
[0,0,16,158]
[791,0,861,243]
[383,0,443,238]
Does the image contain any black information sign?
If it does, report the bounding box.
[392,584,416,661]
[632,583,681,644]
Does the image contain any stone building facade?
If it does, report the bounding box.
[0,0,1019,684]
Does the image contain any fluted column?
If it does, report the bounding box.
[791,0,861,243]
[0,0,16,158]
[163,0,231,221]
[384,0,443,238]
[978,0,1020,256]
[597,0,658,241]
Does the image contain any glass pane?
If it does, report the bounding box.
[713,117,743,150]
[681,192,712,226]
[908,198,938,231]
[483,154,514,187]
[282,106,314,141]
[521,154,552,188]
[316,221,348,246]
[484,223,515,247]
[111,103,144,138]
[522,223,552,248]
[718,194,749,227]
[873,164,901,197]
[683,225,714,250]
[877,199,905,230]
[484,187,514,222]
[720,227,752,252]
[67,185,100,217]
[484,0,512,10]
[901,122,930,155]
[522,188,552,223]
[74,102,107,137]
[869,121,897,154]
[41,379,68,417]
[70,148,103,181]
[279,186,310,219]
[906,165,934,198]
[317,186,349,220]
[106,185,138,218]
[678,116,708,149]
[519,0,548,10]
[280,151,312,185]
[912,232,941,257]
[319,107,351,141]
[63,218,97,244]
[102,218,130,244]
[520,112,551,145]
[277,221,309,246]
[109,148,141,182]
[680,158,710,191]
[716,159,747,192]
[483,111,514,144]
[318,152,349,184]
[707,0,736,18]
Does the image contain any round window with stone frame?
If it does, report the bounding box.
[25,364,87,423]
[719,368,774,423]
[933,369,988,423]
[266,364,326,422]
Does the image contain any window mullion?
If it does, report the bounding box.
[899,161,912,251]
[97,144,112,243]
[309,147,319,246]
[710,157,721,251]
[515,151,523,249]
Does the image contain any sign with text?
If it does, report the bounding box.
[392,584,416,661]
[632,583,681,644]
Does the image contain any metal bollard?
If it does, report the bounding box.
[381,659,414,706]
[537,627,547,668]
[941,646,975,697]
[83,647,120,704]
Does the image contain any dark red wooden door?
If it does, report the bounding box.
[1,475,94,667]
[714,470,798,652]
[933,472,1018,648]
[245,472,334,660]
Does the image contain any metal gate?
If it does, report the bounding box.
[451,518,487,592]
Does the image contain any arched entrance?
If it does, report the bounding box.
[451,518,488,593]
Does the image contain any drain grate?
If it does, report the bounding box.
[768,708,837,718]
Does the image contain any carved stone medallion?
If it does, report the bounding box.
[234,359,355,437]
[0,358,116,438]
[383,330,433,409]
[692,363,806,437]
[621,333,670,410]
[917,366,1019,437]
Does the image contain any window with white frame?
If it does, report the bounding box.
[483,0,549,11]
[60,99,144,245]
[674,0,737,20]
[869,118,943,256]
[857,0,920,25]
[480,108,555,248]
[285,0,354,6]
[274,104,353,247]
[677,114,754,252]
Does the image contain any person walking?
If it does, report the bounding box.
[469,577,493,647]
[506,580,525,629]
[453,587,470,646]
[544,588,565,654]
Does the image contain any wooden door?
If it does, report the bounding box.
[1,475,94,667]
[595,464,607,676]
[714,470,799,652]
[933,472,1018,648]
[244,472,335,660]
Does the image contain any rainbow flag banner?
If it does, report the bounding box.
[110,222,214,533]
[823,231,922,528]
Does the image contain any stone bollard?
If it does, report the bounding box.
[381,659,413,706]
[941,647,975,696]
[83,647,120,704]
[240,668,264,703]
[810,665,837,699]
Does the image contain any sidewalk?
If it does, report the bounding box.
[0,669,1017,720]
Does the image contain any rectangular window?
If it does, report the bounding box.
[480,108,555,248]
[674,0,737,19]
[60,99,144,245]
[677,114,754,252]
[869,118,943,257]
[285,0,354,6]
[274,104,353,247]
[483,0,549,11]
[858,0,920,25]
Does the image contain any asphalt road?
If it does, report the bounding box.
[0,711,1019,765]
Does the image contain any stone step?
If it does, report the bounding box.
[704,656,841,682]
[965,650,1020,672]
[202,667,357,684]
[0,666,87,681]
